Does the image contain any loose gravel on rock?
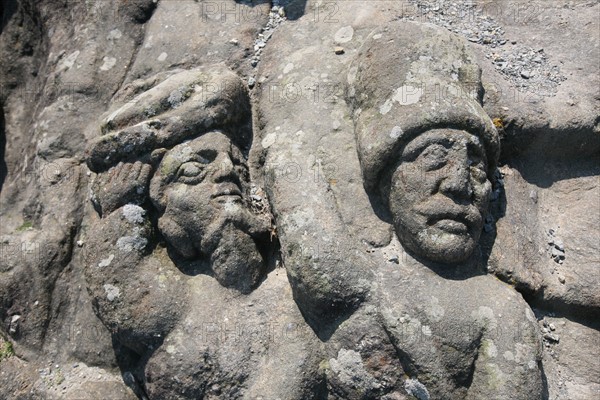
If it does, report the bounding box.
[400,0,566,96]
[246,1,287,88]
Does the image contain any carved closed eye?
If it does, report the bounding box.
[175,149,218,183]
[468,159,488,183]
[179,162,204,177]
[417,143,448,170]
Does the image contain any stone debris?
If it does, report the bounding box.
[537,315,562,360]
[334,46,345,55]
[541,318,560,344]
[400,0,566,96]
[249,185,269,215]
[247,2,287,87]
[547,229,566,264]
[404,378,430,400]
[9,315,21,334]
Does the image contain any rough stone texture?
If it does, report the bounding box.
[1,1,598,399]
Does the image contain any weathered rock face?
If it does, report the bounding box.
[1,1,598,399]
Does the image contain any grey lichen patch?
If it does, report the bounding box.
[329,348,381,392]
[481,339,498,358]
[167,90,184,108]
[100,56,117,71]
[404,378,430,400]
[103,284,121,301]
[117,235,148,252]
[472,306,498,332]
[144,106,157,117]
[122,204,146,224]
[334,26,354,44]
[107,29,122,41]
[167,85,194,109]
[98,254,115,268]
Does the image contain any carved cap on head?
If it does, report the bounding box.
[347,21,500,193]
[85,64,252,173]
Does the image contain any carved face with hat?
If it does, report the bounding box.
[86,65,267,292]
[350,22,500,264]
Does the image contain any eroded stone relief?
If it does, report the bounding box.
[0,1,598,399]
[82,65,322,399]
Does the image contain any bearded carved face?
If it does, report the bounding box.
[149,131,265,293]
[383,129,492,264]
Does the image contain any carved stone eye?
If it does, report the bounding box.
[176,161,211,184]
[417,143,448,170]
[179,162,204,177]
[467,157,488,184]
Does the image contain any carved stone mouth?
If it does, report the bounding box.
[211,184,243,200]
[426,209,477,233]
[433,219,469,234]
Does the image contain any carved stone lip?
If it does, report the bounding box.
[211,183,243,199]
[425,209,478,231]
[433,219,469,234]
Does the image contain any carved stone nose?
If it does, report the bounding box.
[212,153,236,183]
[439,160,472,200]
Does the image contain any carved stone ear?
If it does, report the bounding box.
[157,215,197,259]
[149,155,167,214]
[150,148,167,166]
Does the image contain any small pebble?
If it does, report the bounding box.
[521,70,532,79]
[554,239,564,252]
[529,190,538,203]
[543,332,560,343]
[334,46,345,55]
[551,247,564,258]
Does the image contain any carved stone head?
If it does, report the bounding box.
[349,22,500,264]
[383,128,492,263]
[149,130,250,257]
[86,65,268,292]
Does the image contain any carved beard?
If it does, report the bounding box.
[207,224,265,294]
[157,199,269,292]
[199,208,267,294]
[183,202,268,293]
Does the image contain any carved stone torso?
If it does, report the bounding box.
[375,249,543,399]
